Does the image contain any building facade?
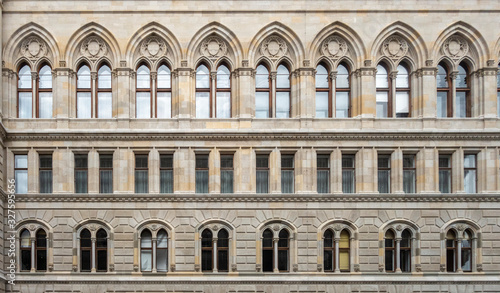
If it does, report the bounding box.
[1,0,500,292]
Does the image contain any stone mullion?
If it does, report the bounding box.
[334,238,340,273]
[273,238,279,273]
[152,236,157,273]
[330,71,337,117]
[450,71,458,117]
[91,238,96,273]
[482,64,498,118]
[91,72,97,118]
[212,238,218,273]
[395,238,401,273]
[30,238,36,272]
[31,72,37,118]
[236,66,253,119]
[421,65,437,119]
[270,72,277,118]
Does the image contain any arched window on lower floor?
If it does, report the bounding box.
[201,229,213,272]
[262,229,273,272]
[20,229,31,271]
[95,229,108,272]
[140,229,153,271]
[400,229,412,272]
[201,228,229,272]
[446,229,457,272]
[384,229,395,272]
[80,228,107,272]
[35,229,47,271]
[80,228,92,272]
[324,229,351,272]
[262,228,289,272]
[20,228,47,272]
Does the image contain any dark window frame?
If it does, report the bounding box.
[76,63,92,118]
[99,154,113,194]
[160,153,174,194]
[135,154,149,193]
[195,154,209,193]
[17,63,33,118]
[336,62,352,118]
[256,154,269,193]
[196,63,212,118]
[136,63,152,118]
[220,153,234,194]
[96,62,112,118]
[437,63,453,117]
[276,63,291,118]
[215,63,232,118]
[439,154,452,193]
[342,154,356,193]
[255,63,272,118]
[317,154,330,193]
[155,63,172,118]
[39,154,53,193]
[36,63,52,118]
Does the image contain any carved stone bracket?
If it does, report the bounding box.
[292,263,298,272]
[415,263,422,272]
[231,263,237,272]
[440,264,446,272]
[378,264,384,272]
[170,264,176,272]
[354,264,360,272]
[194,264,201,272]
[255,264,261,272]
[317,264,322,272]
[72,264,78,272]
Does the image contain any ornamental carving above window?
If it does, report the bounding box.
[80,36,108,62]
[259,36,287,60]
[20,36,47,61]
[381,36,408,61]
[320,36,348,60]
[442,35,469,61]
[200,36,228,60]
[140,36,168,61]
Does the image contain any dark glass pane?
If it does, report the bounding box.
[195,170,209,193]
[96,229,107,247]
[75,155,88,168]
[36,236,47,248]
[75,170,88,193]
[80,229,91,247]
[97,250,107,271]
[160,155,173,168]
[324,230,334,247]
[342,156,354,168]
[135,155,148,168]
[39,170,52,193]
[221,155,233,168]
[202,250,212,271]
[446,249,455,272]
[156,248,168,272]
[403,155,414,168]
[256,170,269,193]
[278,230,289,247]
[281,155,294,168]
[196,156,209,168]
[385,238,394,248]
[281,170,294,193]
[262,229,273,247]
[446,239,455,248]
[385,250,394,271]
[262,250,273,272]
[378,170,390,193]
[100,170,113,193]
[202,229,213,247]
[39,155,52,168]
[439,157,450,168]
[317,155,329,168]
[401,230,411,248]
[160,170,173,193]
[81,250,91,271]
[400,249,411,272]
[278,250,288,271]
[218,250,228,271]
[217,229,229,247]
[439,170,451,193]
[21,250,31,271]
[135,170,148,193]
[221,170,234,193]
[256,156,269,168]
[317,170,329,193]
[36,250,47,271]
[100,155,113,168]
[324,250,333,271]
[378,157,390,168]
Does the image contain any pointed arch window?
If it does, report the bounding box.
[77,64,92,118]
[216,65,231,118]
[395,64,410,117]
[437,63,452,117]
[156,64,172,118]
[456,63,471,117]
[97,64,112,118]
[20,229,32,271]
[384,229,395,272]
[80,228,92,272]
[315,64,330,118]
[376,64,390,118]
[18,64,33,118]
[255,64,271,118]
[136,64,151,118]
[196,64,211,118]
[140,229,153,271]
[323,229,351,272]
[96,229,108,272]
[336,63,351,118]
[37,64,52,118]
[276,64,291,118]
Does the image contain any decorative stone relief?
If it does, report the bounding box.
[317,264,322,272]
[259,36,287,60]
[231,263,237,272]
[170,264,176,272]
[415,263,422,272]
[200,36,227,59]
[292,263,299,272]
[133,264,139,272]
[140,36,167,62]
[378,264,384,272]
[477,263,483,272]
[80,36,108,62]
[440,264,446,272]
[194,264,201,272]
[108,263,115,272]
[381,36,408,61]
[353,264,360,272]
[255,264,261,272]
[321,36,348,60]
[72,264,78,272]
[20,36,47,62]
[442,35,469,61]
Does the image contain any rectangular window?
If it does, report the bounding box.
[99,154,113,193]
[74,154,88,193]
[276,92,290,118]
[256,154,269,193]
[135,154,148,193]
[77,92,91,118]
[403,155,416,193]
[136,92,151,118]
[98,92,112,118]
[18,92,32,119]
[464,154,476,193]
[456,92,467,118]
[196,92,210,118]
[15,155,28,194]
[38,92,53,118]
[376,92,388,118]
[317,154,330,193]
[220,154,234,193]
[439,155,451,193]
[255,92,270,118]
[336,92,349,118]
[342,155,355,193]
[196,154,209,193]
[378,155,391,193]
[315,91,329,118]
[157,92,172,119]
[281,154,294,193]
[216,92,231,118]
[395,91,410,117]
[39,154,52,193]
[437,92,448,118]
[160,154,173,193]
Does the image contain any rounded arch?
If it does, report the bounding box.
[318,219,358,240]
[135,219,175,239]
[371,21,427,69]
[441,218,481,238]
[380,219,420,239]
[248,21,305,69]
[196,219,235,237]
[125,22,182,69]
[493,36,500,63]
[187,22,243,69]
[65,22,121,70]
[309,21,366,70]
[3,22,60,70]
[432,21,489,70]
[257,219,297,239]
[74,219,113,238]
[15,219,53,238]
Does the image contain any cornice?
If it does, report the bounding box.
[13,193,500,203]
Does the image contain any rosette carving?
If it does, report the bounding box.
[442,35,469,61]
[381,36,408,61]
[260,36,287,60]
[321,36,348,59]
[200,36,227,59]
[80,37,108,61]
[20,36,47,61]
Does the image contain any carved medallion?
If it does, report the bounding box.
[396,224,403,231]
[381,36,408,60]
[321,36,347,59]
[80,37,108,61]
[442,35,468,61]
[260,36,287,60]
[457,224,466,231]
[333,224,342,231]
[212,224,219,231]
[272,224,281,231]
[200,36,227,59]
[21,37,47,61]
[140,36,167,61]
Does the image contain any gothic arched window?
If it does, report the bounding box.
[456,63,471,117]
[315,63,330,118]
[395,63,410,117]
[20,229,31,271]
[76,64,91,118]
[437,63,452,117]
[136,64,151,118]
[80,228,92,272]
[18,64,32,118]
[400,229,412,272]
[216,64,231,118]
[255,64,271,118]
[95,229,108,272]
[195,64,211,118]
[35,229,47,271]
[97,64,112,118]
[376,64,390,118]
[336,63,351,118]
[276,64,291,118]
[156,64,172,118]
[201,228,213,271]
[37,64,53,118]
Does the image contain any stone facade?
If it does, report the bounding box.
[1,1,500,293]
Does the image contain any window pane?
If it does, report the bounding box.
[456,92,466,117]
[276,92,290,118]
[317,155,330,193]
[218,249,228,271]
[196,65,210,89]
[77,92,91,118]
[256,65,269,89]
[157,65,171,89]
[315,91,328,118]
[81,250,91,271]
[196,92,210,118]
[137,65,150,89]
[497,92,500,117]
[19,65,32,89]
[97,250,107,271]
[141,250,152,271]
[98,65,111,89]
[18,92,32,118]
[38,65,52,89]
[15,170,28,194]
[141,230,152,248]
[262,249,273,272]
[196,170,209,193]
[400,249,411,272]
[77,65,91,88]
[439,170,451,193]
[136,92,151,118]
[281,170,294,193]
[276,65,289,88]
[340,230,349,248]
[75,170,88,193]
[437,65,448,88]
[456,65,467,88]
[39,92,52,118]
[403,170,416,193]
[221,170,233,193]
[135,170,148,193]
[16,155,28,168]
[446,248,456,272]
[396,91,409,117]
[21,250,31,271]
[40,170,52,193]
[256,171,269,193]
[336,92,349,118]
[464,154,475,168]
[437,92,448,118]
[378,170,390,193]
[217,65,230,89]
[255,92,270,118]
[157,92,171,118]
[278,250,288,271]
[396,65,409,88]
[315,65,328,88]
[262,230,273,247]
[156,249,168,272]
[336,64,349,88]
[376,92,388,118]
[100,170,113,193]
[385,249,394,271]
[36,249,47,271]
[464,170,476,193]
[376,65,388,88]
[342,170,355,193]
[201,250,212,271]
[216,92,231,118]
[160,170,173,193]
[461,249,471,271]
[339,250,349,271]
[98,92,112,118]
[323,249,333,271]
[157,230,168,248]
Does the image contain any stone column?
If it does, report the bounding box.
[152,237,157,273]
[53,68,71,119]
[270,72,277,118]
[296,148,314,193]
[115,68,132,120]
[390,71,397,117]
[91,238,96,273]
[149,149,159,194]
[31,72,37,118]
[456,238,463,273]
[331,149,342,194]
[334,238,340,273]
[209,149,219,194]
[482,63,498,119]
[236,64,254,119]
[391,148,403,194]
[450,71,458,117]
[353,61,376,118]
[174,148,195,194]
[2,69,14,119]
[356,148,376,193]
[175,64,193,118]
[421,63,438,119]
[212,238,218,273]
[91,72,97,118]
[418,147,438,193]
[30,238,35,272]
[297,66,315,118]
[395,238,401,273]
[151,72,157,118]
[273,238,279,273]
